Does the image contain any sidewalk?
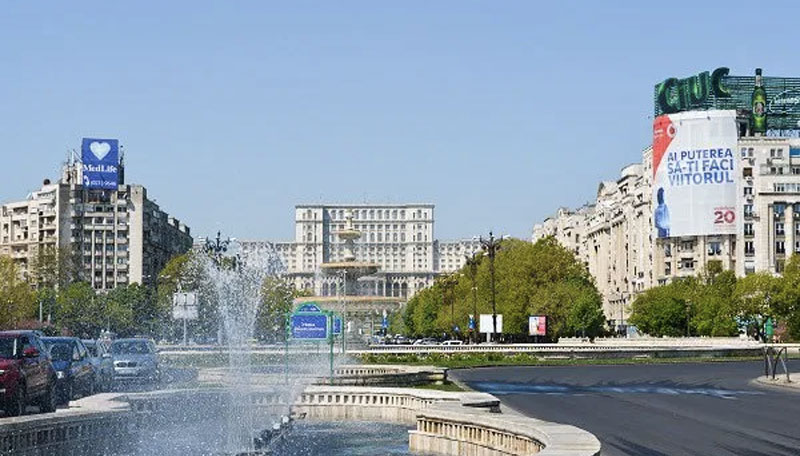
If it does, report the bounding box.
[753,373,800,392]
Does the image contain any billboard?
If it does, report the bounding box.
[652,110,738,238]
[528,316,546,336]
[478,314,503,334]
[654,67,800,131]
[81,138,119,189]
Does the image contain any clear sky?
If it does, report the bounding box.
[2,1,799,241]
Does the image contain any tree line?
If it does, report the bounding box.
[395,237,606,341]
[629,257,800,341]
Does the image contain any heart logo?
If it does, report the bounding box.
[89,141,111,161]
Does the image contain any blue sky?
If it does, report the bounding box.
[2,1,799,240]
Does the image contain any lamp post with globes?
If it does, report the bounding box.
[479,232,503,342]
[203,231,237,269]
[464,254,479,344]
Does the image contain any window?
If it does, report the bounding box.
[744,241,755,255]
[776,241,786,254]
[796,240,800,253]
[708,242,721,256]
[744,204,754,217]
[744,223,754,236]
[774,204,786,217]
[744,186,753,195]
[792,167,800,175]
[743,167,753,177]
[796,223,800,236]
[775,183,786,192]
[776,222,785,236]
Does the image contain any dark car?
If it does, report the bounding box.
[111,338,160,382]
[0,331,58,416]
[41,337,96,403]
[81,339,114,392]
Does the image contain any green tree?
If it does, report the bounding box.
[255,276,305,342]
[733,272,784,342]
[691,265,738,337]
[629,280,692,337]
[157,252,219,342]
[402,236,605,340]
[55,282,103,337]
[104,283,162,337]
[779,255,800,340]
[0,256,36,329]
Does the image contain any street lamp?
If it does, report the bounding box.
[203,231,237,269]
[438,273,459,339]
[464,254,479,344]
[479,232,503,342]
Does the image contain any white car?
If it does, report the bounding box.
[441,340,463,346]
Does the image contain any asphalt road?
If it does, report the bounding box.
[451,361,800,456]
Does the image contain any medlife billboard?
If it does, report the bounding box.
[652,110,738,238]
[81,138,119,189]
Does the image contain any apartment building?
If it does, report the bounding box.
[533,137,800,329]
[0,161,193,290]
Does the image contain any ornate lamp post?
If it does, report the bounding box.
[439,273,459,339]
[203,231,236,268]
[464,254,479,344]
[479,232,503,342]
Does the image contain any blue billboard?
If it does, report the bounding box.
[290,314,328,340]
[81,138,119,189]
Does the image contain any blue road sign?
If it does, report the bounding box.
[290,314,328,340]
[333,317,342,335]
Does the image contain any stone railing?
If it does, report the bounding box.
[294,385,466,424]
[295,386,600,456]
[410,404,600,456]
[0,394,131,456]
[0,370,601,456]
[332,364,446,386]
[354,343,762,358]
[197,364,447,388]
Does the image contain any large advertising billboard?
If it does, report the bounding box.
[652,110,738,238]
[654,67,800,131]
[81,138,119,189]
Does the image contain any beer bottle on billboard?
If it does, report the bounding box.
[751,68,767,135]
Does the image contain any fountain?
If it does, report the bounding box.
[296,210,404,347]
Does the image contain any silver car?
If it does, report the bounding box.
[110,338,160,382]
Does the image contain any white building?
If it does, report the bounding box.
[533,137,800,329]
[240,203,480,299]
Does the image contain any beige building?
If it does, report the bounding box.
[533,137,800,330]
[240,203,480,300]
[0,161,193,290]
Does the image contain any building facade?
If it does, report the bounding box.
[0,161,193,290]
[240,204,480,299]
[533,137,800,329]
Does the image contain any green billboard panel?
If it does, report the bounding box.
[654,68,800,131]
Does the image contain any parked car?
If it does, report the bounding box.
[110,338,160,382]
[441,340,463,346]
[0,330,58,416]
[82,339,114,392]
[412,338,439,346]
[41,337,96,403]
